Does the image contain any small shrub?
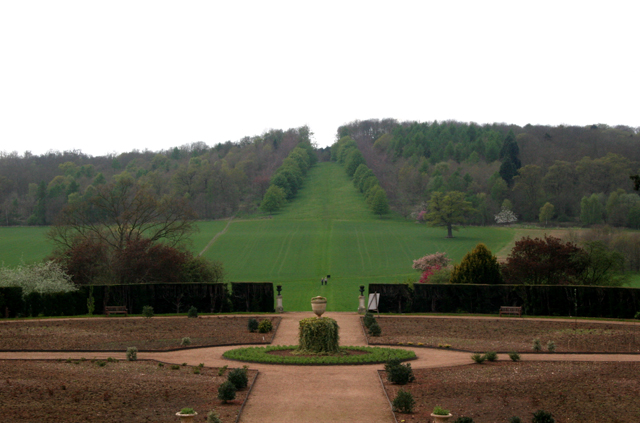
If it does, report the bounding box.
[363,312,376,328]
[509,417,523,423]
[187,306,198,318]
[247,318,259,332]
[181,337,191,346]
[181,362,187,366]
[454,417,474,423]
[392,389,415,413]
[198,363,204,368]
[508,351,521,362]
[158,362,164,368]
[532,338,542,352]
[192,367,200,375]
[126,347,137,361]
[546,340,556,352]
[484,351,498,362]
[258,319,273,333]
[207,410,222,423]
[96,360,106,367]
[142,305,154,318]
[634,311,640,320]
[471,353,486,364]
[433,406,450,415]
[385,358,415,385]
[180,407,196,414]
[171,365,180,370]
[368,321,381,337]
[217,381,237,403]
[217,365,228,376]
[106,357,117,363]
[532,410,555,423]
[227,367,248,390]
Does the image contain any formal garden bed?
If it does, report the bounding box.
[0,359,256,423]
[0,316,280,351]
[367,316,640,353]
[382,361,640,422]
[223,345,416,365]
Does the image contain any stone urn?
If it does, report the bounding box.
[430,413,452,422]
[176,411,197,423]
[311,296,327,317]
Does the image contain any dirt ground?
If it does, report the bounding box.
[0,359,256,423]
[368,316,640,353]
[382,361,640,423]
[0,316,280,351]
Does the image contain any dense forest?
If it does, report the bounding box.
[335,119,640,227]
[0,126,314,226]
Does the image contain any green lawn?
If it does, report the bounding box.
[0,226,53,267]
[201,162,514,311]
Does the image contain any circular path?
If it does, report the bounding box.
[2,312,640,423]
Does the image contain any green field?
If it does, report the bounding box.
[200,162,514,311]
[0,226,53,267]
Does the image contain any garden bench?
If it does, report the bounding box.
[104,306,128,317]
[499,306,522,317]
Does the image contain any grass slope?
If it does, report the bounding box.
[0,226,52,267]
[201,162,514,311]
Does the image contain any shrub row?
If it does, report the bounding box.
[369,283,640,318]
[3,282,274,318]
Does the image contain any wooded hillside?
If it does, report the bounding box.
[336,119,640,226]
[0,126,314,225]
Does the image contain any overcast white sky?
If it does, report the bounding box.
[1,1,638,157]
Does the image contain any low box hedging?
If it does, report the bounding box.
[222,345,416,365]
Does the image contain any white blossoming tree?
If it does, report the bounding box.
[0,261,76,295]
[494,208,518,225]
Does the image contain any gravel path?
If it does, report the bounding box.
[3,312,640,423]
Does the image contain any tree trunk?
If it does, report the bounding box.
[447,224,453,238]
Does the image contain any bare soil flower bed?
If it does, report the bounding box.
[0,359,256,423]
[368,316,640,353]
[382,361,640,423]
[0,316,280,351]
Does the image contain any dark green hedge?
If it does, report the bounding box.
[0,287,23,318]
[231,282,274,312]
[370,284,640,319]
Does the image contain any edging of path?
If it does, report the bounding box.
[365,343,640,355]
[235,371,259,423]
[377,369,399,423]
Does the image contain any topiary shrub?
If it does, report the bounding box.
[126,347,137,361]
[258,319,273,333]
[181,337,191,346]
[532,410,555,423]
[187,306,198,318]
[484,351,498,362]
[368,321,381,337]
[471,353,486,364]
[454,417,474,423]
[207,410,222,423]
[297,317,340,353]
[532,338,542,352]
[217,381,236,403]
[385,358,415,385]
[248,318,259,332]
[508,351,521,362]
[142,305,154,318]
[227,367,248,390]
[546,340,556,352]
[363,312,376,328]
[392,389,415,413]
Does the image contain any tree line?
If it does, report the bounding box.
[0,126,314,226]
[337,119,640,227]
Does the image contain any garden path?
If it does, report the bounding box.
[3,313,640,422]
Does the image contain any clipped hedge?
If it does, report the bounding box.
[0,287,23,318]
[231,282,274,313]
[370,284,640,319]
